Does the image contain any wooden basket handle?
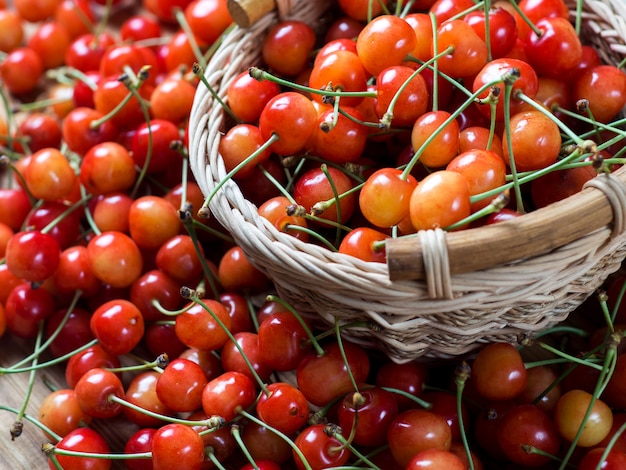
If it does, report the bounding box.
[386,166,626,281]
[227,0,292,27]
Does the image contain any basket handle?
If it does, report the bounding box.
[386,167,626,281]
[227,0,292,28]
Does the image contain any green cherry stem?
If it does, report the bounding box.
[558,336,618,469]
[506,0,542,37]
[502,75,525,213]
[282,224,338,251]
[328,423,382,470]
[265,294,325,357]
[531,341,604,371]
[597,418,626,468]
[334,317,360,394]
[8,291,83,370]
[380,387,432,409]
[12,321,45,438]
[401,75,508,180]
[174,8,207,70]
[249,67,376,101]
[182,213,221,300]
[206,448,228,470]
[200,133,280,215]
[230,424,259,470]
[237,408,313,470]
[0,405,61,442]
[455,362,474,470]
[109,393,225,428]
[182,288,271,396]
[105,354,168,374]
[192,63,240,124]
[79,183,101,236]
[42,443,152,461]
[379,44,455,128]
[446,191,509,231]
[1,339,100,375]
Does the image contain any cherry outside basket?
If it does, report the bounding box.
[189,0,626,362]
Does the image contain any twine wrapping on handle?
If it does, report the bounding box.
[583,173,626,238]
[418,228,454,300]
[227,0,293,28]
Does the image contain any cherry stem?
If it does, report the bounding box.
[192,63,240,124]
[151,298,194,317]
[328,428,382,470]
[401,75,507,180]
[249,67,377,100]
[43,443,152,461]
[282,224,338,251]
[8,291,83,370]
[92,0,114,39]
[182,215,221,300]
[258,164,297,203]
[40,195,91,236]
[237,408,313,470]
[190,218,235,244]
[206,448,228,470]
[429,13,440,112]
[455,361,474,470]
[79,183,101,236]
[521,445,561,464]
[558,337,618,469]
[334,317,360,394]
[105,354,168,374]
[109,394,225,428]
[182,288,271,396]
[265,294,325,356]
[4,158,37,207]
[379,387,432,409]
[0,405,61,442]
[506,0,542,37]
[18,95,73,113]
[610,278,626,323]
[13,321,45,438]
[200,133,280,215]
[502,78,525,213]
[380,44,454,128]
[445,191,509,230]
[47,67,98,91]
[532,341,604,371]
[1,339,99,375]
[230,424,260,470]
[174,8,206,70]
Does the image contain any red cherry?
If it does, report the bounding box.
[90,299,145,356]
[151,423,205,470]
[293,424,351,470]
[5,230,61,282]
[201,371,256,422]
[48,428,110,470]
[156,358,208,413]
[74,368,124,419]
[256,382,310,435]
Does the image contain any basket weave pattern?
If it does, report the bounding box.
[189,0,626,362]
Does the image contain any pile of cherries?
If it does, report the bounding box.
[1,0,626,469]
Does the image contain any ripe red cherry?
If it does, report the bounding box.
[175,300,232,351]
[74,367,124,419]
[406,448,465,470]
[262,20,316,77]
[464,6,518,59]
[359,168,418,228]
[497,403,561,467]
[64,345,121,389]
[151,423,206,470]
[38,389,92,439]
[25,147,77,202]
[337,388,399,447]
[470,342,528,401]
[337,227,388,263]
[220,331,273,383]
[156,358,208,413]
[256,382,310,435]
[409,170,471,231]
[573,65,626,123]
[128,196,181,251]
[259,91,318,156]
[80,141,137,196]
[293,424,351,470]
[387,409,453,468]
[0,47,44,95]
[293,166,357,225]
[124,428,156,470]
[202,371,257,422]
[356,14,417,77]
[296,341,370,407]
[226,70,280,123]
[123,371,174,428]
[90,299,145,356]
[48,427,110,470]
[87,231,143,288]
[5,283,56,339]
[525,17,582,79]
[257,311,312,371]
[472,58,539,121]
[5,230,61,282]
[375,65,429,128]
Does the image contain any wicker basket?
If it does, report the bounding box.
[189,0,626,362]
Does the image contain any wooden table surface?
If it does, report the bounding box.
[0,334,137,469]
